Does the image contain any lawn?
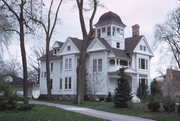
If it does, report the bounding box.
[41,100,180,121]
[0,104,107,121]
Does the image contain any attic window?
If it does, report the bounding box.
[67,46,71,51]
[54,49,57,54]
[102,27,106,33]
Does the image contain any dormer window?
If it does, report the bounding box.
[116,42,120,48]
[67,46,71,51]
[102,27,106,33]
[107,26,111,36]
[97,29,101,37]
[54,49,57,54]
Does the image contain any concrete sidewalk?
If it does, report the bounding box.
[29,100,155,121]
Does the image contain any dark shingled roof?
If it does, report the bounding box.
[125,35,143,53]
[98,38,131,59]
[95,11,126,27]
[69,37,82,51]
[10,75,33,84]
[56,41,64,47]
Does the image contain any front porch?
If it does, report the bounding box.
[108,67,140,102]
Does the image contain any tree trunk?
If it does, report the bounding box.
[46,37,51,99]
[19,1,28,104]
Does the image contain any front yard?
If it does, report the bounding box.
[42,100,180,121]
[0,104,107,121]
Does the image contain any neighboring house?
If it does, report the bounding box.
[161,68,180,98]
[39,11,154,102]
[5,75,33,98]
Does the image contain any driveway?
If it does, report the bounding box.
[29,100,155,121]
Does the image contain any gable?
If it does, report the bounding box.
[87,38,106,52]
[52,41,60,48]
[133,36,153,56]
[60,38,80,55]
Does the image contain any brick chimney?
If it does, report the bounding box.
[132,24,140,37]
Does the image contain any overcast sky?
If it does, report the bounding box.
[4,0,180,78]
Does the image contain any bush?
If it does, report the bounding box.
[113,68,132,108]
[106,92,112,102]
[99,97,105,101]
[0,101,7,111]
[137,82,149,103]
[162,96,175,112]
[16,104,34,111]
[84,95,90,101]
[177,105,180,114]
[148,101,160,112]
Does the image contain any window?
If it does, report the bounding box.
[107,26,111,36]
[120,60,128,66]
[54,49,57,54]
[139,58,148,70]
[93,59,102,72]
[140,45,143,50]
[65,77,71,89]
[102,27,106,32]
[97,29,101,37]
[69,58,72,69]
[139,78,148,86]
[98,59,102,72]
[116,42,120,48]
[140,45,146,51]
[144,46,146,51]
[67,46,71,51]
[93,59,97,72]
[60,60,63,72]
[50,79,53,89]
[109,59,115,65]
[117,28,120,33]
[50,62,53,72]
[113,27,116,36]
[65,58,72,70]
[60,78,62,89]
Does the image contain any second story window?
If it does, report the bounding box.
[107,26,111,36]
[60,60,63,72]
[117,28,120,33]
[139,58,148,70]
[65,58,72,70]
[102,27,106,33]
[67,46,71,51]
[54,49,57,54]
[93,59,102,72]
[116,42,120,48]
[120,60,128,66]
[97,29,101,37]
[50,62,53,72]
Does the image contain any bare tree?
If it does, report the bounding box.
[29,46,45,84]
[75,0,98,104]
[30,0,63,98]
[1,0,35,104]
[87,72,105,101]
[154,6,180,68]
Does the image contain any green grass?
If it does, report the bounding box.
[0,104,107,121]
[41,100,180,121]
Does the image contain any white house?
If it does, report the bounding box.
[39,11,154,101]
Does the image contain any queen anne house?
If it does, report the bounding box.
[39,11,154,101]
